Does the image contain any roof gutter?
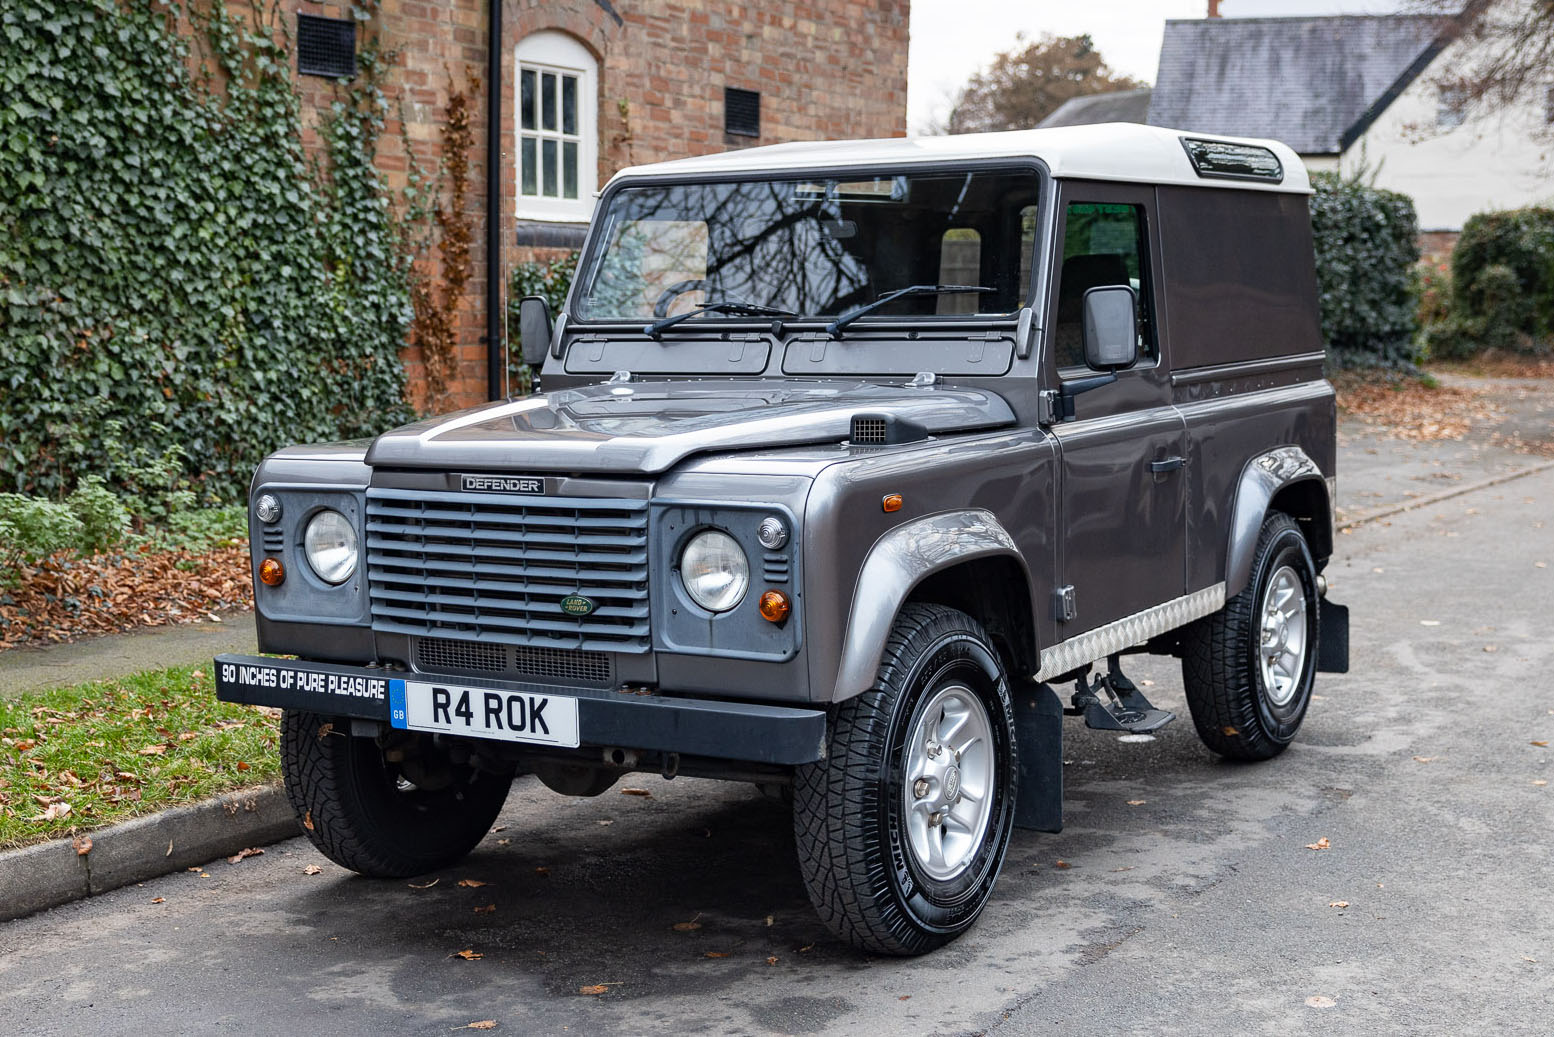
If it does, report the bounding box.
[485,0,504,400]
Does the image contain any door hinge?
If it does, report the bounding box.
[1054,585,1077,623]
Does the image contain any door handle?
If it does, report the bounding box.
[1149,456,1185,474]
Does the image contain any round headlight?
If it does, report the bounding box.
[680,530,749,613]
[304,509,359,584]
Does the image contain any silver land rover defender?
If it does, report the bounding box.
[216,124,1349,955]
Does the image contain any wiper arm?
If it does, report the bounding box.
[825,284,994,337]
[643,300,795,339]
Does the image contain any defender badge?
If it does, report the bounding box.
[560,594,596,617]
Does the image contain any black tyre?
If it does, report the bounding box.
[281,710,512,878]
[1183,512,1319,761]
[793,604,1017,956]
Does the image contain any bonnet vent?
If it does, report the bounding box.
[850,413,929,446]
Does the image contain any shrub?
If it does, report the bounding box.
[507,252,578,395]
[0,495,83,574]
[66,476,130,556]
[1449,207,1554,349]
[1308,171,1421,367]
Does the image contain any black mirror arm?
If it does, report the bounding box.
[1053,372,1117,421]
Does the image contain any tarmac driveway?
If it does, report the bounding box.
[1,382,1552,1035]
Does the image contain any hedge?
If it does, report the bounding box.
[1307,171,1421,367]
[1425,206,1554,357]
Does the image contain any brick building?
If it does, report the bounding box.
[270,0,911,410]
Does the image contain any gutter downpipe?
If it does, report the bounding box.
[485,0,504,400]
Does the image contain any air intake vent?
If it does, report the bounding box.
[297,14,356,79]
[414,636,613,685]
[724,87,760,137]
[850,412,930,446]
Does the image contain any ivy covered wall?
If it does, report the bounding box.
[0,0,415,503]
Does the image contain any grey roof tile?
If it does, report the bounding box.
[1038,88,1153,128]
[1146,15,1445,154]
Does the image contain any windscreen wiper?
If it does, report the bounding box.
[643,300,796,339]
[825,284,994,337]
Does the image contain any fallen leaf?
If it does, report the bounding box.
[534,866,548,875]
[474,904,496,914]
[672,918,703,932]
[1523,956,1539,963]
[136,744,168,756]
[13,739,35,752]
[1534,780,1548,787]
[596,819,614,826]
[619,788,652,797]
[703,951,730,958]
[1533,741,1549,748]
[1054,859,1071,869]
[1126,799,1146,806]
[1537,562,1548,569]
[898,995,911,1001]
[458,878,489,888]
[1328,900,1349,908]
[38,802,72,821]
[236,761,251,772]
[227,846,264,864]
[1305,837,1331,851]
[766,956,779,966]
[496,838,512,847]
[409,878,440,889]
[303,864,323,876]
[1306,995,1336,1008]
[455,1023,497,1031]
[1420,619,1441,627]
[73,835,93,856]
[1412,756,1437,763]
[151,897,165,904]
[578,985,609,995]
[1484,645,1499,653]
[1221,725,1240,736]
[799,942,815,953]
[302,811,315,831]
[452,949,483,961]
[764,915,774,926]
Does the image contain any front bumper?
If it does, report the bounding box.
[213,653,827,765]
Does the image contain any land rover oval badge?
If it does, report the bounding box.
[560,594,596,617]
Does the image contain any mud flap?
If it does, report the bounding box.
[1318,601,1350,673]
[1012,681,1063,833]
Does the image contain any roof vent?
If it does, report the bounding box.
[1180,137,1283,183]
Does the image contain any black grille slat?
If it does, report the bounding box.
[366,488,650,653]
[413,637,613,683]
[416,637,505,673]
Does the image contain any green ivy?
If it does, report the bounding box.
[506,251,577,395]
[0,0,413,504]
[1308,171,1421,368]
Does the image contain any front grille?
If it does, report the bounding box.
[851,416,887,444]
[366,487,650,653]
[414,636,612,684]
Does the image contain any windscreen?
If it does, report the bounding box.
[574,169,1040,322]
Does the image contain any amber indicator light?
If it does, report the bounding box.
[882,493,904,513]
[259,557,285,586]
[758,590,791,623]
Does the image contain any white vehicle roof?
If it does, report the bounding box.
[608,123,1311,195]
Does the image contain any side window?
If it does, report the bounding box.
[1053,202,1154,370]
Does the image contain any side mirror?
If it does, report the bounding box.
[1081,285,1139,371]
[518,296,552,367]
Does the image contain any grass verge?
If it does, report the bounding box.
[0,664,280,849]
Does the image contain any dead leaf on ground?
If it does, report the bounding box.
[457,878,489,888]
[764,915,774,926]
[1328,900,1350,908]
[766,956,779,966]
[899,995,912,1001]
[227,846,264,864]
[1413,756,1437,763]
[619,787,652,797]
[151,897,165,904]
[1054,859,1072,869]
[136,744,168,756]
[474,904,495,914]
[1305,837,1331,851]
[703,951,730,958]
[1532,741,1549,748]
[73,835,93,856]
[454,1023,497,1031]
[36,802,72,821]
[596,819,614,826]
[533,866,548,875]
[1221,725,1240,736]
[1306,995,1337,1008]
[302,810,315,831]
[303,864,323,876]
[672,913,703,932]
[452,949,483,961]
[578,985,610,995]
[1533,780,1548,787]
[1126,799,1146,806]
[236,761,251,772]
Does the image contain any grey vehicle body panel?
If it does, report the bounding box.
[233,144,1341,773]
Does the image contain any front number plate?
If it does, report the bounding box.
[389,680,580,748]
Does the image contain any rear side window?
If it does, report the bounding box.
[1052,202,1155,369]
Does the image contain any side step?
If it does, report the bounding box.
[1066,656,1176,734]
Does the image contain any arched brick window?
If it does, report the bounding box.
[515,30,597,222]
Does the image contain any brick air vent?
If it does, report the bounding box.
[724,87,760,138]
[297,14,356,80]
